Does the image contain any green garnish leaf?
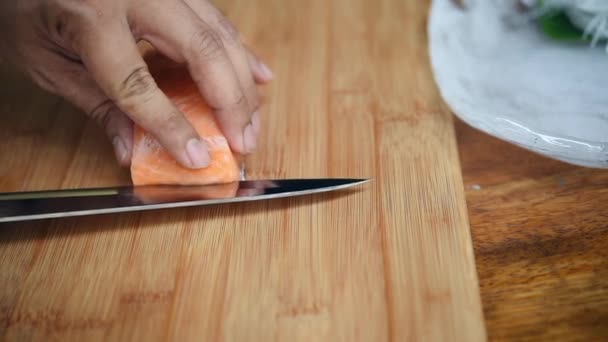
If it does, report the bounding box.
[538,11,586,41]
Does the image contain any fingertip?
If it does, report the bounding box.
[222,110,260,155]
[245,48,273,83]
[104,112,133,168]
[226,133,247,155]
[256,61,273,82]
[251,61,273,84]
[112,136,131,167]
[185,138,211,169]
[243,123,257,154]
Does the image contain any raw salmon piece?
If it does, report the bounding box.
[130,53,241,186]
[133,182,240,203]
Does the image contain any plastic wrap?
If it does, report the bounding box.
[428,0,608,168]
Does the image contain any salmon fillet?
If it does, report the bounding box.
[130,53,241,186]
[133,182,240,203]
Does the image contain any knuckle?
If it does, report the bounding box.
[46,1,102,46]
[50,11,77,43]
[216,91,249,115]
[216,17,240,45]
[115,66,158,106]
[233,92,247,108]
[154,112,188,137]
[211,92,250,122]
[88,99,115,130]
[190,28,225,60]
[28,67,59,94]
[245,84,259,110]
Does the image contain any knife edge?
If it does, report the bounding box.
[0,178,370,223]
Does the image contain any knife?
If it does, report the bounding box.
[0,178,369,223]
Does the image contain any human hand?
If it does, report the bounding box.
[0,0,273,168]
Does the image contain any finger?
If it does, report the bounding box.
[57,70,134,167]
[28,51,134,167]
[244,45,273,84]
[131,1,255,154]
[183,0,260,97]
[88,100,134,167]
[76,19,210,169]
[183,0,261,150]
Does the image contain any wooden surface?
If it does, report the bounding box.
[455,119,608,341]
[0,0,486,341]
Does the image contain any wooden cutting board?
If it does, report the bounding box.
[0,0,486,340]
[456,119,608,341]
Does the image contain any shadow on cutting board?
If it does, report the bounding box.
[0,188,363,243]
[0,66,132,192]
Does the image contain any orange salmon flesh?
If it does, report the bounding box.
[130,53,241,186]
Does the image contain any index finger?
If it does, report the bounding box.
[76,20,210,169]
[131,1,255,154]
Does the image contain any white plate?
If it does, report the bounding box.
[428,0,608,168]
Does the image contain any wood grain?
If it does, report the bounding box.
[0,0,485,341]
[455,119,608,341]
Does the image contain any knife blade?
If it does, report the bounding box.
[0,178,369,223]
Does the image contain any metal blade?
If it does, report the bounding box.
[0,178,370,223]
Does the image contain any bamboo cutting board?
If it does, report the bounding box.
[0,0,486,341]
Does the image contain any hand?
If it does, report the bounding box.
[0,0,273,168]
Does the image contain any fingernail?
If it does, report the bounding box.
[243,122,257,153]
[251,111,260,135]
[186,138,210,168]
[112,136,128,165]
[259,62,273,80]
